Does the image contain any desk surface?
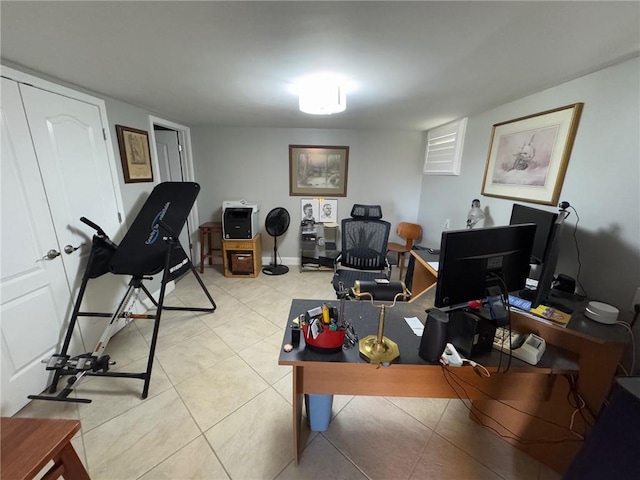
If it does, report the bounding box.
[408,248,629,345]
[279,299,578,373]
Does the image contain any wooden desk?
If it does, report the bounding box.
[397,250,630,473]
[1,417,89,480]
[278,299,579,466]
[407,249,439,303]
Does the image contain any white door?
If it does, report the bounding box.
[154,129,192,259]
[19,84,125,344]
[0,79,124,416]
[0,79,75,416]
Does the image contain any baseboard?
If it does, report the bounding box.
[262,256,300,266]
[199,256,308,267]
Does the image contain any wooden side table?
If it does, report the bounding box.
[198,221,223,273]
[1,416,89,480]
[222,234,262,278]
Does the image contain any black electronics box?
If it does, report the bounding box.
[446,309,496,358]
[223,208,254,239]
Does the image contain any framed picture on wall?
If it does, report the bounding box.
[289,145,349,197]
[301,198,319,223]
[116,125,154,183]
[318,198,338,223]
[481,103,583,205]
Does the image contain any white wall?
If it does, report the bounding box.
[191,127,425,261]
[417,57,640,311]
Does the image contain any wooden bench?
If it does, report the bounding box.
[1,417,89,480]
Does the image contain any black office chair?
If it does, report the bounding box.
[332,204,392,297]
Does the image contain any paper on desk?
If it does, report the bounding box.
[405,316,424,336]
[428,261,439,272]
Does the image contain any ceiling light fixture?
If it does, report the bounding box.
[295,74,348,115]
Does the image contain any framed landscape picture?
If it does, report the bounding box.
[289,145,349,197]
[481,103,583,205]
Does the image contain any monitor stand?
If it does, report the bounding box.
[517,288,536,302]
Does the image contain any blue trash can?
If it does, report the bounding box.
[305,394,334,431]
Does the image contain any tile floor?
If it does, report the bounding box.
[16,266,562,480]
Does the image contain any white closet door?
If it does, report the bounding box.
[154,129,192,259]
[19,84,126,351]
[0,79,72,416]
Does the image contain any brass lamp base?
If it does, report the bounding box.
[359,334,400,364]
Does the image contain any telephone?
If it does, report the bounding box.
[493,327,546,365]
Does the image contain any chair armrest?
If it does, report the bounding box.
[333,253,343,273]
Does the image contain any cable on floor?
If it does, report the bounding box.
[439,365,585,444]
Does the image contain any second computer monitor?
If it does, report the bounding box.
[434,224,536,308]
[509,203,558,264]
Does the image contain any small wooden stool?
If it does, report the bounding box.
[199,221,223,273]
[1,416,89,480]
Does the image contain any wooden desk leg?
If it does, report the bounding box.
[54,442,89,480]
[292,365,304,465]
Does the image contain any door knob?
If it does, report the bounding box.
[42,249,61,260]
[64,243,85,254]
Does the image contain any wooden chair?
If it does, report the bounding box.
[386,222,422,280]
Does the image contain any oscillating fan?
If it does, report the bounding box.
[262,207,290,275]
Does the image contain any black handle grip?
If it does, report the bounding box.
[80,217,106,236]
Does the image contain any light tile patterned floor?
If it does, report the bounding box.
[16,266,562,480]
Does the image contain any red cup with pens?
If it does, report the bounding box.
[301,303,346,353]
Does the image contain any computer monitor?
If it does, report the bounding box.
[510,204,558,264]
[513,205,568,308]
[434,224,536,308]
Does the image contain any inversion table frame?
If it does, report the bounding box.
[29,182,216,404]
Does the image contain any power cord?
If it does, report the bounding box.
[566,204,589,298]
[615,320,636,375]
[564,375,596,440]
[439,365,583,444]
[486,273,514,373]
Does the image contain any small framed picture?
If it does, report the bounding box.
[116,125,154,183]
[301,198,319,223]
[318,198,338,223]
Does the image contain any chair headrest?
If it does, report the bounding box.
[350,204,383,219]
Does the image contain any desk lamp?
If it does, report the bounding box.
[351,281,411,364]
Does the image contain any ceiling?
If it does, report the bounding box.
[1,1,638,131]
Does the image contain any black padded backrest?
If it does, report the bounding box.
[110,182,200,276]
[350,204,383,219]
[340,216,391,270]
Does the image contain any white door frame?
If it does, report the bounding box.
[148,116,200,253]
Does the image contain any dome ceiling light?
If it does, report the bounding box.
[293,74,350,115]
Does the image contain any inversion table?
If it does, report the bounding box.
[29,182,216,404]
